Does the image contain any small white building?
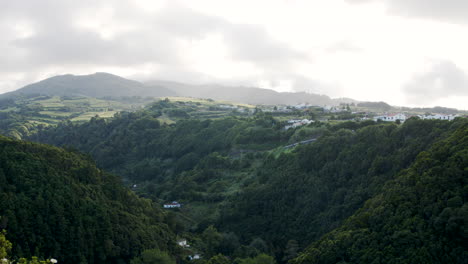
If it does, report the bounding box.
[285,119,314,130]
[163,201,181,208]
[419,114,459,120]
[189,254,201,260]
[177,239,189,247]
[373,113,406,122]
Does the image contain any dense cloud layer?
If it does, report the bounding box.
[0,0,321,94]
[346,0,468,24]
[404,60,468,104]
[1,0,468,109]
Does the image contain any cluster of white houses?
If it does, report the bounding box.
[373,113,407,122]
[419,114,460,120]
[284,119,314,129]
[163,201,181,208]
[373,113,460,122]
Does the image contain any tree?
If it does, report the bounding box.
[235,254,276,264]
[202,226,223,258]
[130,249,175,264]
[282,240,299,262]
[0,230,12,259]
[206,254,230,264]
[249,238,269,255]
[253,254,276,264]
[219,232,240,256]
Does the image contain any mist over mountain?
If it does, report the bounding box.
[2,72,355,106]
[146,80,350,106]
[1,72,465,115]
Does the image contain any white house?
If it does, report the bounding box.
[285,119,314,130]
[189,254,201,260]
[177,239,189,247]
[373,113,406,122]
[163,201,181,208]
[419,114,459,120]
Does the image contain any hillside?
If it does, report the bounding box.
[292,121,468,264]
[28,97,468,262]
[146,80,339,106]
[0,95,155,140]
[217,118,466,258]
[1,73,176,98]
[0,136,176,263]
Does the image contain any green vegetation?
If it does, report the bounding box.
[30,100,292,185]
[292,121,468,264]
[130,248,176,264]
[1,89,466,264]
[0,136,176,263]
[218,118,465,259]
[0,95,147,139]
[29,96,467,263]
[0,95,257,140]
[0,230,12,259]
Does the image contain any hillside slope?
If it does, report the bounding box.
[0,136,176,263]
[1,73,176,98]
[218,118,466,258]
[147,80,339,106]
[292,121,467,264]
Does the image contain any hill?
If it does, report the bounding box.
[0,136,176,263]
[1,73,176,99]
[292,120,467,264]
[29,98,468,262]
[217,118,466,258]
[146,80,342,106]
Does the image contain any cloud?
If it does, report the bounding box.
[325,40,362,53]
[346,0,468,24]
[0,0,313,93]
[222,24,308,69]
[403,60,468,104]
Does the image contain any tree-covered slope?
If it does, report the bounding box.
[30,102,290,183]
[292,120,467,264]
[0,136,176,263]
[218,119,466,257]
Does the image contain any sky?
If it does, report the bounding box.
[1,0,467,109]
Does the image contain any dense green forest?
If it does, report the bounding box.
[0,136,176,263]
[218,119,464,256]
[27,97,468,263]
[292,120,468,264]
[30,100,294,184]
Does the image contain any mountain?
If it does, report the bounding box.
[2,73,350,106]
[292,120,468,264]
[146,80,348,106]
[0,136,176,263]
[1,72,176,98]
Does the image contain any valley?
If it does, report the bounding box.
[0,74,466,264]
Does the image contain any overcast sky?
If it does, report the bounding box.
[1,0,467,109]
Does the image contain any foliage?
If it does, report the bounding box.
[0,230,12,259]
[25,101,468,263]
[235,254,276,264]
[31,108,288,184]
[130,249,175,264]
[292,121,468,264]
[219,118,465,258]
[0,136,175,263]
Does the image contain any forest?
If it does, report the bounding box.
[0,136,176,263]
[0,98,466,263]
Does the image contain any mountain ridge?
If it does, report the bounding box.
[1,72,176,99]
[1,73,351,106]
